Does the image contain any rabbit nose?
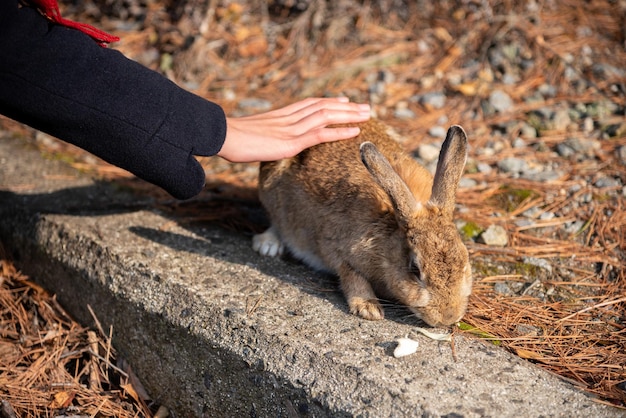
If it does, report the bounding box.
[441,309,463,326]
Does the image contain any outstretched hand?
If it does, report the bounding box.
[218,97,371,163]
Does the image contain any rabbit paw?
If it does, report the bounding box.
[252,227,284,257]
[349,298,384,321]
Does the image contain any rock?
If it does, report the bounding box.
[522,170,563,182]
[497,157,528,174]
[556,143,576,158]
[416,92,447,109]
[514,218,534,228]
[480,225,508,247]
[394,107,416,120]
[562,137,599,156]
[512,137,526,148]
[552,109,571,131]
[459,178,477,188]
[595,177,621,188]
[489,89,514,113]
[477,162,492,174]
[564,220,585,235]
[417,143,441,163]
[538,83,557,98]
[539,212,555,221]
[519,123,537,139]
[502,73,519,85]
[428,126,447,139]
[494,282,513,295]
[516,324,541,336]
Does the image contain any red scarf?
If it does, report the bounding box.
[28,0,120,46]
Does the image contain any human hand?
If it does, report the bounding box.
[218,97,371,163]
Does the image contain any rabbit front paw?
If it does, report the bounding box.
[252,226,284,257]
[349,297,384,321]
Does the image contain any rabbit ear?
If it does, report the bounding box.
[360,142,420,228]
[430,125,468,217]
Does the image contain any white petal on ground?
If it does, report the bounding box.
[393,338,419,358]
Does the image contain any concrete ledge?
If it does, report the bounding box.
[1,131,621,417]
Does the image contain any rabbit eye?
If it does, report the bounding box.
[409,259,422,282]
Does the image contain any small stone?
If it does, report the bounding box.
[417,143,440,162]
[480,224,508,247]
[428,126,447,138]
[538,83,557,98]
[539,212,555,221]
[222,89,236,101]
[459,178,477,188]
[394,107,416,120]
[534,107,554,120]
[522,257,553,275]
[564,220,585,235]
[514,218,534,228]
[512,137,526,148]
[552,109,571,131]
[564,137,599,155]
[519,123,537,139]
[502,73,519,85]
[477,162,492,174]
[494,282,513,295]
[523,170,563,182]
[516,324,541,336]
[419,92,446,109]
[489,89,514,113]
[497,157,528,174]
[595,177,621,188]
[522,207,541,218]
[556,143,575,158]
[436,115,449,125]
[417,39,430,54]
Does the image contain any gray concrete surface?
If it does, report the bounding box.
[1,130,623,417]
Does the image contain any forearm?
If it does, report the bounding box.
[0,2,226,199]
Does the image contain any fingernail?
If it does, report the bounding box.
[347,127,361,136]
[358,103,371,111]
[336,96,349,102]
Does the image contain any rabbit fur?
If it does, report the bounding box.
[253,119,472,327]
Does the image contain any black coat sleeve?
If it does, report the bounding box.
[0,2,227,199]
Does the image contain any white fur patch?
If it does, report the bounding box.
[460,264,473,297]
[252,227,284,257]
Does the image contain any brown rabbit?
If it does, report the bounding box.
[253,119,472,327]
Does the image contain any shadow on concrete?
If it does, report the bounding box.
[0,176,423,327]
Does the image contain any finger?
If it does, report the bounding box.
[257,97,360,120]
[274,97,350,116]
[289,107,371,136]
[292,99,369,120]
[295,126,362,151]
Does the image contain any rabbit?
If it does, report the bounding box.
[252,119,472,327]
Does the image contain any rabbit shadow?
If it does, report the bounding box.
[1,175,425,328]
[126,184,426,327]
